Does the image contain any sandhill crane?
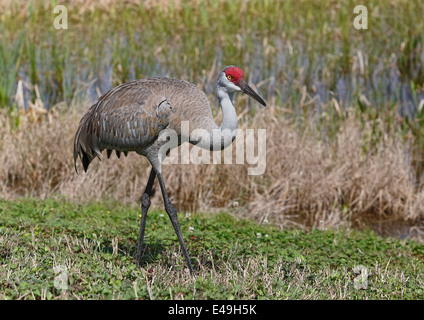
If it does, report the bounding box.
[74,66,266,275]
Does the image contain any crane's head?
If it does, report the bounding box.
[217,66,266,107]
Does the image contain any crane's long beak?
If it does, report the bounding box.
[239,80,266,107]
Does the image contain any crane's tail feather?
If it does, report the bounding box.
[73,112,102,174]
[74,138,101,173]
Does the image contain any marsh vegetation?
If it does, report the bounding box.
[0,0,424,299]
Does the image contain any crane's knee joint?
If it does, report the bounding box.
[165,202,177,217]
[141,193,151,209]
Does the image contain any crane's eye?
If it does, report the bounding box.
[227,75,232,80]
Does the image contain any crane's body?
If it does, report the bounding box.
[74,78,214,170]
[74,66,266,275]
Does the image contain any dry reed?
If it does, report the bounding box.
[0,100,423,231]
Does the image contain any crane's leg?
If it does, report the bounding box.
[155,170,195,275]
[135,168,156,267]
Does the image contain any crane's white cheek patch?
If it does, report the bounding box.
[227,81,242,92]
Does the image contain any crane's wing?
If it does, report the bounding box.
[74,80,172,173]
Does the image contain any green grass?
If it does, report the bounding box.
[1,198,423,299]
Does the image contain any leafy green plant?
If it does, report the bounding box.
[1,198,423,299]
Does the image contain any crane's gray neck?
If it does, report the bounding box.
[189,86,238,151]
[210,88,238,150]
[217,89,238,131]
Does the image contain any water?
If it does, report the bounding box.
[10,33,423,110]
